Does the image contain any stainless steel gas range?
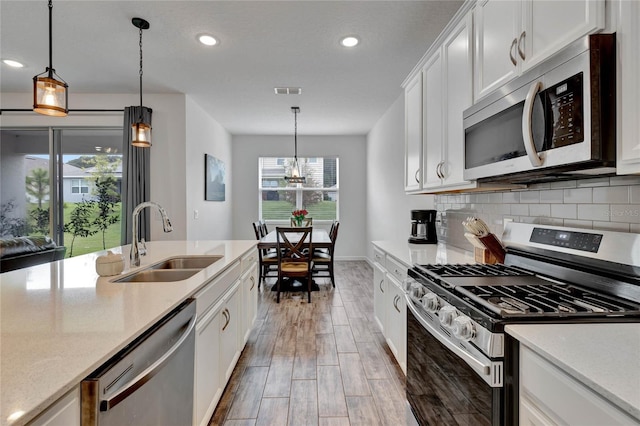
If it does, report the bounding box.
[404,223,640,425]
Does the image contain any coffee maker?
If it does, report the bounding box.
[408,210,437,244]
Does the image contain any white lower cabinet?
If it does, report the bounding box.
[520,344,637,425]
[240,260,258,346]
[194,298,224,426]
[193,253,257,426]
[219,280,241,383]
[373,260,386,334]
[385,274,407,374]
[372,245,408,375]
[28,387,80,426]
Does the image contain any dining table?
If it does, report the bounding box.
[257,228,332,251]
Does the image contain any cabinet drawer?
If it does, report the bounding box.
[195,261,241,319]
[373,246,386,265]
[520,345,636,425]
[241,249,258,273]
[386,256,408,282]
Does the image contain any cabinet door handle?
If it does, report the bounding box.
[437,161,446,179]
[379,279,385,293]
[509,38,518,66]
[222,308,230,331]
[393,295,401,313]
[414,169,420,184]
[517,31,526,60]
[250,275,255,291]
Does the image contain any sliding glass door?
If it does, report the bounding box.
[0,127,123,257]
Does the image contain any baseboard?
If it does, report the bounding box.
[334,256,367,262]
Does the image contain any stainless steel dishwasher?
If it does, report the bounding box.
[81,299,196,426]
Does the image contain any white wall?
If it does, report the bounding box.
[365,94,435,259]
[231,135,367,259]
[1,92,189,241]
[185,96,233,240]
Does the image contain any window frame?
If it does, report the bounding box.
[258,156,339,223]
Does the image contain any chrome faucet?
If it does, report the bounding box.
[130,201,173,267]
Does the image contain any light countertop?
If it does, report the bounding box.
[372,240,474,267]
[506,323,640,422]
[0,240,256,426]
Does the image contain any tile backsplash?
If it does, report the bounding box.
[436,176,640,250]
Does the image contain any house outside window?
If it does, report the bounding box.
[71,179,90,194]
[259,157,338,221]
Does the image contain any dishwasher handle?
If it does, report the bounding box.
[100,314,197,411]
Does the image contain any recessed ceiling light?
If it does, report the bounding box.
[340,36,359,48]
[2,59,24,68]
[198,34,218,46]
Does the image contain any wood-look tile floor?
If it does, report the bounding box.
[209,261,414,426]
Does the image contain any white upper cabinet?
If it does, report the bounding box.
[404,72,423,192]
[616,0,640,174]
[441,14,474,189]
[474,0,605,101]
[422,51,444,190]
[421,13,476,193]
[474,0,521,101]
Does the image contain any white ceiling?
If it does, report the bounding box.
[0,0,463,135]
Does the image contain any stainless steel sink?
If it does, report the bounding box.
[149,255,223,270]
[111,255,223,283]
[113,269,201,283]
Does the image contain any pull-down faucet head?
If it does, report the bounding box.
[130,201,172,267]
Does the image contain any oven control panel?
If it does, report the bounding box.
[530,227,602,252]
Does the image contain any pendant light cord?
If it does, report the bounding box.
[294,108,298,161]
[138,25,144,118]
[47,0,53,76]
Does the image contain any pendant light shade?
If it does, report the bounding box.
[33,0,68,116]
[131,17,151,148]
[285,106,306,184]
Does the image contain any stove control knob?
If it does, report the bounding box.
[438,305,458,327]
[422,293,440,313]
[410,283,425,300]
[452,316,476,341]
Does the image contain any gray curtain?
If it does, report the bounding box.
[121,106,152,245]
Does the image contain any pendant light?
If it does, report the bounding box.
[285,106,306,184]
[131,17,151,147]
[33,0,68,117]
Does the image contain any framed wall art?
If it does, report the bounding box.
[205,154,225,201]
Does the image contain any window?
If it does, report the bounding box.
[259,157,338,221]
[71,179,90,194]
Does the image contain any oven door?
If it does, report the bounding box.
[406,296,503,426]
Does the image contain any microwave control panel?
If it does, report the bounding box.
[545,72,584,148]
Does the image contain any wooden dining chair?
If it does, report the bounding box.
[252,221,278,288]
[290,217,313,227]
[312,221,339,288]
[258,219,269,237]
[275,226,313,303]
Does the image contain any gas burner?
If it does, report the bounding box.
[416,263,532,277]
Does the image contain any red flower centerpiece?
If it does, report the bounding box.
[292,209,308,226]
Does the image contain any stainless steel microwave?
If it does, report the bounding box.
[463,34,616,184]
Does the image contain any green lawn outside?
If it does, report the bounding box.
[262,200,336,221]
[62,202,122,257]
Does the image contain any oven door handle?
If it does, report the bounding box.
[405,295,497,386]
[522,80,544,167]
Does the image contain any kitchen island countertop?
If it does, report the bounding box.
[0,240,256,426]
[506,323,640,422]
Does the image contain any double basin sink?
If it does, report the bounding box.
[113,255,222,283]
